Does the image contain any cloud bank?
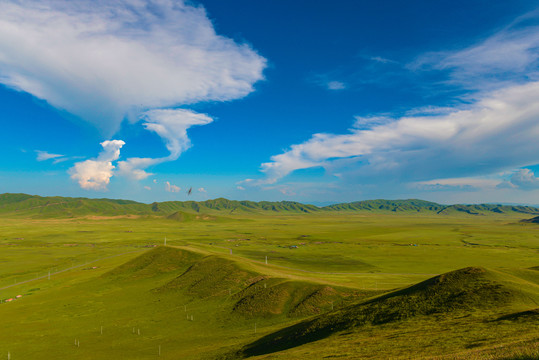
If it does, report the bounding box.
[260,81,539,186]
[0,0,266,135]
[498,169,539,190]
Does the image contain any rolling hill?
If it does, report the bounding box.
[1,242,537,359]
[229,266,539,359]
[1,193,539,218]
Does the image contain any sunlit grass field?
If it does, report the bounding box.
[0,212,537,359]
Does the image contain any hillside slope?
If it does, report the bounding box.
[521,215,539,223]
[231,267,539,358]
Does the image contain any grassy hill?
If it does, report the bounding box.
[1,246,536,359]
[230,266,539,359]
[0,247,376,359]
[2,193,539,218]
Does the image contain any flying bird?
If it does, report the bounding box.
[187,187,192,196]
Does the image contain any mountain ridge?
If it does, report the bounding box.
[1,193,539,218]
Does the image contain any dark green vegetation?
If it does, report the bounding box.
[0,193,537,359]
[522,215,539,224]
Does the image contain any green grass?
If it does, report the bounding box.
[0,208,537,359]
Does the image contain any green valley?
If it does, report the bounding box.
[0,194,537,359]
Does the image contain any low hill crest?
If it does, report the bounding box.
[231,266,539,358]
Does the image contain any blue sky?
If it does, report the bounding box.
[1,0,539,205]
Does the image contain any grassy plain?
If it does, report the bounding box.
[0,211,538,359]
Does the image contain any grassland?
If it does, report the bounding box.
[0,196,538,359]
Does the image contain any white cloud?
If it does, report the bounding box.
[69,161,115,191]
[257,81,539,186]
[142,109,213,159]
[165,181,180,193]
[506,168,539,190]
[117,109,213,179]
[117,157,155,180]
[236,186,245,191]
[0,0,266,135]
[144,186,151,191]
[197,187,207,193]
[98,140,125,162]
[36,150,63,161]
[327,81,346,90]
[69,140,125,190]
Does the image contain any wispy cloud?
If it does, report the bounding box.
[410,11,539,91]
[197,187,207,193]
[142,109,213,160]
[369,56,397,64]
[36,150,63,161]
[116,157,156,181]
[310,72,348,91]
[69,140,125,191]
[0,0,266,135]
[404,106,457,117]
[413,177,501,191]
[326,81,346,90]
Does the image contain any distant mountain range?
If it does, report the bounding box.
[1,193,539,218]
